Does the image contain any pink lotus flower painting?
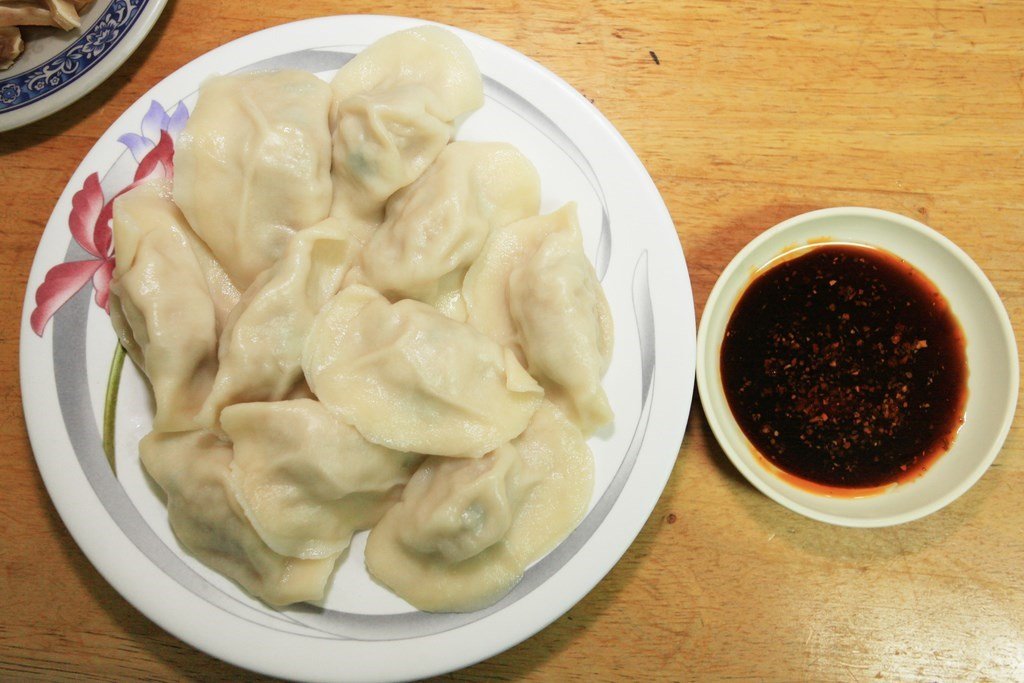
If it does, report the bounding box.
[30,100,186,337]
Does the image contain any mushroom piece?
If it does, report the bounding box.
[0,0,93,70]
[44,0,81,30]
[0,25,22,70]
[0,2,56,28]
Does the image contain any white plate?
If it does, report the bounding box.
[20,16,695,682]
[0,0,168,132]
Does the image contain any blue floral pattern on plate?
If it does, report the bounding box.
[0,0,149,114]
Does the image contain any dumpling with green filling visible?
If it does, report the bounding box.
[140,430,338,606]
[365,400,594,612]
[329,25,484,229]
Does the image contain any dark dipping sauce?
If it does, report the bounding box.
[721,244,967,492]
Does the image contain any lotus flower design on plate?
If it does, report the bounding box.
[30,100,185,336]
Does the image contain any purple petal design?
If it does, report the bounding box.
[117,100,189,162]
[116,132,154,162]
[167,101,189,136]
[140,100,168,146]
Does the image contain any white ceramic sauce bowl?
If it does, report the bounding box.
[696,207,1018,527]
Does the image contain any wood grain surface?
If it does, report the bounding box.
[2,1,1022,681]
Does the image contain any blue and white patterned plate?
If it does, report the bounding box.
[0,0,167,132]
[20,16,696,682]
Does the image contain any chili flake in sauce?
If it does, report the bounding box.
[720,244,967,490]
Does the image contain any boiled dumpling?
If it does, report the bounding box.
[196,218,359,430]
[222,400,422,559]
[109,180,222,432]
[463,203,578,358]
[330,26,484,227]
[365,400,594,612]
[498,399,595,557]
[174,70,333,289]
[464,202,613,434]
[140,430,338,606]
[331,88,452,232]
[397,445,521,564]
[107,180,240,331]
[302,285,543,458]
[331,26,483,121]
[351,141,540,317]
[509,226,614,435]
[367,447,525,612]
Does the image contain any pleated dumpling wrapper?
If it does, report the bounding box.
[174,69,333,290]
[222,399,422,560]
[303,285,543,458]
[350,141,540,319]
[463,202,614,434]
[508,215,614,435]
[330,25,484,227]
[196,218,359,431]
[463,203,579,359]
[109,180,233,433]
[364,400,594,612]
[140,430,338,606]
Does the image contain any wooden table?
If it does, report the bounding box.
[2,1,1022,680]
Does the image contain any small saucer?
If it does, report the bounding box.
[696,207,1018,527]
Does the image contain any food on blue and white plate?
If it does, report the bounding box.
[0,26,23,69]
[108,26,614,611]
[0,0,95,69]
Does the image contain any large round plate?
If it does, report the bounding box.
[0,0,168,132]
[20,15,695,682]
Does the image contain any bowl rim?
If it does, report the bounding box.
[696,206,1019,527]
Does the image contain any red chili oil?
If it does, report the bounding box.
[720,244,967,492]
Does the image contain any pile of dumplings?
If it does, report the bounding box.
[108,26,614,612]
